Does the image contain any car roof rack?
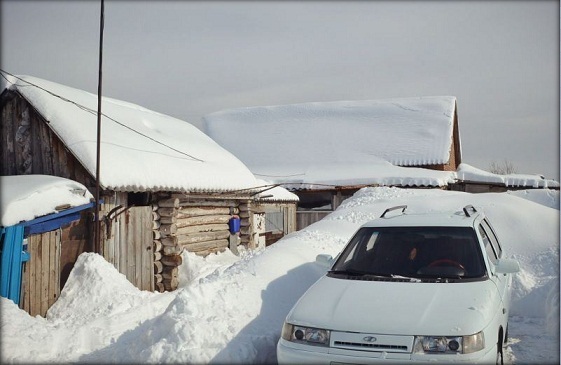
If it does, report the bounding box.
[463,204,477,217]
[380,205,407,218]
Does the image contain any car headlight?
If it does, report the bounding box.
[413,331,484,354]
[281,322,330,347]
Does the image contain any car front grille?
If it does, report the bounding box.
[334,341,408,351]
[330,332,414,353]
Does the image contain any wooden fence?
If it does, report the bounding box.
[296,211,331,230]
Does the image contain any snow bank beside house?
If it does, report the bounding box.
[0,187,558,364]
[0,175,93,227]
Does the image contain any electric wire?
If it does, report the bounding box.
[0,69,381,194]
[0,69,204,162]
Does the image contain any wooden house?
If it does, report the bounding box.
[1,75,266,296]
[203,97,461,228]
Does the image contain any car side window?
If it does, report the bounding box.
[478,224,498,265]
[481,219,502,257]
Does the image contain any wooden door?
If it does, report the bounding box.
[103,206,154,291]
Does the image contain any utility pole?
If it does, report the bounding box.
[94,0,104,254]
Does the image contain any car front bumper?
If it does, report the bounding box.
[277,338,498,364]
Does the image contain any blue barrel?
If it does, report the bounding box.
[229,216,241,234]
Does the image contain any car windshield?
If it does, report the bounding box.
[331,226,486,280]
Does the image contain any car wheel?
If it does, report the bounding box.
[496,331,504,365]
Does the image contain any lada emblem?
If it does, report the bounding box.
[363,336,377,342]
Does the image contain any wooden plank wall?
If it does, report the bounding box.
[0,90,96,190]
[102,199,154,292]
[296,211,331,231]
[21,230,60,317]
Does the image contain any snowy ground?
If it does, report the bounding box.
[1,187,559,364]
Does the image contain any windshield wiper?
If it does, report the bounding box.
[390,274,422,283]
[328,269,369,277]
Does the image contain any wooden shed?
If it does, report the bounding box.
[0,175,94,317]
[1,74,263,295]
[250,182,299,246]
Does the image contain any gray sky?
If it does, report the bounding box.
[2,1,559,180]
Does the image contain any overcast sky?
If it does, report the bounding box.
[2,1,559,180]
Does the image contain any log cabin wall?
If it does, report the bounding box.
[152,194,253,292]
[0,90,96,190]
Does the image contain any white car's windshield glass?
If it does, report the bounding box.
[331,227,486,280]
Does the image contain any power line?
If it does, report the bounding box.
[0,69,204,162]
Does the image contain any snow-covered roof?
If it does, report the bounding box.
[203,96,458,188]
[1,175,94,227]
[253,179,299,202]
[4,75,259,193]
[457,163,559,189]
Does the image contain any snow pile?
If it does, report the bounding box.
[1,187,558,364]
[0,175,93,227]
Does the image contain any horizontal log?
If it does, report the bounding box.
[158,198,179,208]
[152,220,161,230]
[163,245,183,256]
[153,240,162,252]
[155,282,165,292]
[194,247,228,257]
[157,207,177,217]
[161,254,183,267]
[176,223,229,236]
[152,211,160,221]
[160,216,177,225]
[154,274,163,283]
[174,231,230,245]
[161,236,178,247]
[163,266,179,279]
[239,212,250,219]
[153,230,161,240]
[163,277,179,291]
[160,224,177,235]
[183,238,229,253]
[162,233,222,247]
[177,206,230,217]
[176,214,231,227]
[154,251,162,261]
[172,197,237,207]
[152,204,159,212]
[154,261,163,274]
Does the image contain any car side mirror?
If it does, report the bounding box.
[316,254,334,268]
[495,258,520,274]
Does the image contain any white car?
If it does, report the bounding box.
[277,205,520,364]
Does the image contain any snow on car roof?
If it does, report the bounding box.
[361,209,480,228]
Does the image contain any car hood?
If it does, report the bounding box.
[286,275,502,336]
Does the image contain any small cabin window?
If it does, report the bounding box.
[127,192,151,206]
